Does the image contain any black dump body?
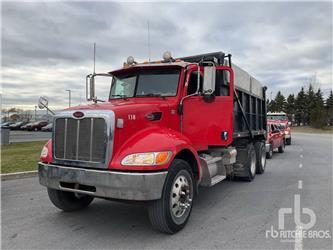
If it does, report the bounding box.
[180,51,267,140]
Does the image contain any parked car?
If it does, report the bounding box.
[41,123,53,132]
[29,121,49,131]
[9,121,28,130]
[1,122,14,128]
[21,122,34,130]
[266,120,285,158]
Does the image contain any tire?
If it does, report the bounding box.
[278,140,285,153]
[47,188,94,212]
[254,142,266,174]
[266,144,273,159]
[148,159,194,234]
[286,138,291,145]
[243,144,256,181]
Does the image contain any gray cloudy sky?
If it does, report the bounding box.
[1,1,332,110]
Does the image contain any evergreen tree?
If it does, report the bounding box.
[268,99,277,112]
[310,88,326,128]
[305,84,316,124]
[325,91,333,126]
[286,94,295,114]
[274,91,286,112]
[286,94,295,122]
[295,87,306,125]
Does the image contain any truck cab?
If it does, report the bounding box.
[38,51,267,233]
[267,112,291,145]
[265,120,285,158]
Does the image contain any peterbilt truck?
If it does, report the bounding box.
[267,112,291,145]
[38,51,267,234]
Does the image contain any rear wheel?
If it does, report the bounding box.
[278,140,285,153]
[242,144,256,182]
[47,188,94,211]
[266,144,273,159]
[254,142,266,174]
[148,159,194,234]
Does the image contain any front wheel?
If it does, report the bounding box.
[286,138,291,145]
[148,159,194,234]
[278,141,285,153]
[47,188,94,211]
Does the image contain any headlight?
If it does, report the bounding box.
[285,131,289,134]
[40,146,48,158]
[121,151,172,166]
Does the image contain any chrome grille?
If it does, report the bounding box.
[54,117,107,163]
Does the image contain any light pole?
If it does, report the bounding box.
[34,105,37,121]
[66,90,71,108]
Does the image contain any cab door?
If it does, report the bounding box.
[182,66,234,151]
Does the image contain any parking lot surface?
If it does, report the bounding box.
[9,131,51,143]
[1,133,332,249]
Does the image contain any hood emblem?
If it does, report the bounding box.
[73,111,84,119]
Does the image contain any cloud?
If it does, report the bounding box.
[1,1,332,109]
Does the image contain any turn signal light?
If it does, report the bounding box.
[155,152,170,165]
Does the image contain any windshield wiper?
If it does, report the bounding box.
[111,94,128,99]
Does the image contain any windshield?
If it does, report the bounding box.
[110,69,180,99]
[267,115,288,121]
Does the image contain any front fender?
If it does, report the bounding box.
[109,127,200,174]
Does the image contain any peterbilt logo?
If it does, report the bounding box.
[73,111,85,119]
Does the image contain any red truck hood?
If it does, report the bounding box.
[64,99,168,113]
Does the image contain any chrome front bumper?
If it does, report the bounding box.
[285,134,291,139]
[38,162,167,201]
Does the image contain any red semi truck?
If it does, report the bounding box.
[38,51,267,233]
[267,112,291,145]
[265,120,285,158]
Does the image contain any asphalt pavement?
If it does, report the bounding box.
[1,133,332,249]
[9,131,51,143]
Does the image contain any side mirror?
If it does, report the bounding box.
[203,66,216,102]
[86,74,95,101]
[38,96,48,109]
[38,96,55,115]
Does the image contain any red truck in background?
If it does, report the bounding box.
[38,51,268,233]
[265,120,285,158]
[267,112,291,145]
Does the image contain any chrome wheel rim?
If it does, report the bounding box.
[250,152,256,176]
[261,149,266,169]
[170,174,193,223]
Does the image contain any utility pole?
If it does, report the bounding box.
[34,105,37,121]
[66,90,71,108]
